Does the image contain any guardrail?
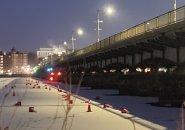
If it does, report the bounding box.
[64,5,185,61]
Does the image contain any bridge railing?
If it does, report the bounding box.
[64,5,185,61]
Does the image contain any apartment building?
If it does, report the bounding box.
[0,51,4,74]
[4,48,28,74]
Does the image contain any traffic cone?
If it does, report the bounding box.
[87,101,92,112]
[14,101,21,106]
[69,99,73,104]
[65,93,71,101]
[58,89,62,92]
[95,96,101,100]
[62,94,67,97]
[103,103,113,108]
[57,85,60,91]
[13,91,15,96]
[82,100,90,103]
[29,107,36,112]
[121,107,129,113]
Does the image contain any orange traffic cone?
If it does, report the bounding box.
[14,101,21,106]
[29,107,36,112]
[62,94,67,97]
[13,91,15,96]
[95,96,101,100]
[121,107,129,113]
[65,93,71,101]
[58,89,62,92]
[103,103,113,108]
[57,85,60,91]
[87,101,92,112]
[82,99,90,103]
[69,99,73,104]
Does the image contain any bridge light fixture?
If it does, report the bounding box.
[136,67,143,72]
[121,68,129,75]
[144,67,151,73]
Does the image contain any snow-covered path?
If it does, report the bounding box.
[0,78,169,130]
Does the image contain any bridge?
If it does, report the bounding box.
[55,5,185,73]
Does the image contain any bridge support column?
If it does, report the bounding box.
[141,53,143,64]
[162,49,165,60]
[124,55,126,65]
[150,51,153,59]
[177,47,180,66]
[132,54,135,67]
[134,53,142,65]
[100,59,103,68]
[179,47,185,64]
[105,58,107,66]
[116,56,119,64]
[110,57,113,64]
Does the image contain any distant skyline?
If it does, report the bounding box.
[0,0,185,52]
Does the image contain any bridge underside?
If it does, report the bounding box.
[57,11,185,74]
[64,28,185,73]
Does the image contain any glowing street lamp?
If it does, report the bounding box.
[96,5,115,42]
[71,28,84,52]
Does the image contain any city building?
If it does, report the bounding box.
[0,51,4,74]
[37,47,65,59]
[4,48,28,74]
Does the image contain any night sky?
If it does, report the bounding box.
[0,0,185,52]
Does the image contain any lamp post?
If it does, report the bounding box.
[64,41,68,54]
[174,0,177,22]
[71,28,84,52]
[49,53,53,64]
[96,6,115,42]
[97,9,103,42]
[42,58,45,66]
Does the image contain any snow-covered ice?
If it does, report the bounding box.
[0,78,180,130]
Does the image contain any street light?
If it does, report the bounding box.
[96,5,115,42]
[64,41,68,54]
[71,28,84,52]
[174,0,177,22]
[49,52,53,64]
